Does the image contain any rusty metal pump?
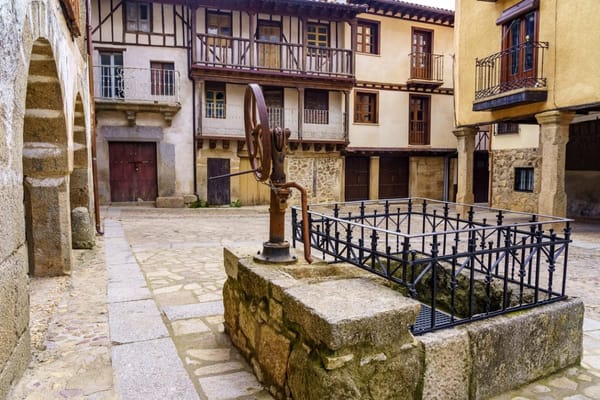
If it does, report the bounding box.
[210,84,312,264]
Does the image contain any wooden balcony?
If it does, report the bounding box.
[473,41,549,111]
[192,34,354,89]
[407,52,444,88]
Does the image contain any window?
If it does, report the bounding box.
[357,20,379,54]
[205,82,225,119]
[354,92,378,124]
[498,0,539,88]
[514,167,534,192]
[411,28,433,80]
[409,95,430,145]
[126,2,151,32]
[263,87,284,129]
[307,24,329,48]
[206,11,232,47]
[305,90,329,124]
[99,52,124,99]
[150,62,174,96]
[496,122,519,135]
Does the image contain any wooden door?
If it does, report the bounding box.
[207,158,230,205]
[473,152,489,203]
[501,12,537,89]
[379,156,409,199]
[258,23,281,69]
[109,142,157,202]
[411,29,432,80]
[345,157,370,201]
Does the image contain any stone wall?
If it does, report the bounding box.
[286,151,343,204]
[0,0,91,396]
[490,148,539,212]
[409,156,445,200]
[223,248,583,400]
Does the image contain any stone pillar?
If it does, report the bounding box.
[24,176,72,276]
[369,156,379,200]
[535,110,574,218]
[453,127,477,216]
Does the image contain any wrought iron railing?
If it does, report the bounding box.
[475,41,548,100]
[291,198,572,335]
[93,66,180,103]
[194,33,353,77]
[476,128,489,151]
[408,52,444,82]
[409,121,429,145]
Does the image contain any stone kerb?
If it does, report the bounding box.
[223,248,584,400]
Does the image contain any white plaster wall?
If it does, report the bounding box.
[492,124,540,151]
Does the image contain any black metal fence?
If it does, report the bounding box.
[291,198,572,335]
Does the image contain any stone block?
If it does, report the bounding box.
[467,298,584,399]
[183,194,198,204]
[0,328,30,400]
[257,324,290,387]
[238,301,258,349]
[418,328,471,400]
[222,280,238,332]
[71,207,95,249]
[156,196,184,208]
[0,274,17,367]
[283,278,420,350]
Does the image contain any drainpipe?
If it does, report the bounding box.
[86,0,103,235]
[188,4,198,196]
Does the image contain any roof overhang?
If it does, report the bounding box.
[348,0,454,26]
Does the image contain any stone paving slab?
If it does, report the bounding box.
[108,299,169,345]
[197,371,267,400]
[107,281,151,303]
[163,301,225,321]
[112,337,199,400]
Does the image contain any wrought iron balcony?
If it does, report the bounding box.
[93,66,181,126]
[93,65,180,104]
[407,52,444,87]
[474,41,548,111]
[193,33,353,81]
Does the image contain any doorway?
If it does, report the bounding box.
[109,142,157,202]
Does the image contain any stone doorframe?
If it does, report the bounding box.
[97,125,177,204]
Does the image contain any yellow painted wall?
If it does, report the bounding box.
[455,0,600,126]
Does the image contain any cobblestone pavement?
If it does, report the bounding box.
[8,206,600,399]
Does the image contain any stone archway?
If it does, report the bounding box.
[22,38,72,276]
[70,93,90,210]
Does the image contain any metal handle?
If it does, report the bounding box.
[279,182,313,264]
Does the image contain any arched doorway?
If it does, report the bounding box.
[22,38,72,276]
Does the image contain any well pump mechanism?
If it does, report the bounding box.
[242,84,312,264]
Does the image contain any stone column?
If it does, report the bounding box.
[453,127,477,216]
[369,156,379,200]
[535,110,574,218]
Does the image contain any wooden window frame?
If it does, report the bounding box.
[408,94,431,145]
[354,91,378,124]
[514,167,534,192]
[206,11,232,47]
[357,19,380,55]
[307,23,330,48]
[150,62,175,96]
[124,1,152,33]
[305,89,329,125]
[99,51,124,99]
[205,82,226,119]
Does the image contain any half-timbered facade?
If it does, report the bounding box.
[90,0,365,206]
[455,0,600,218]
[344,1,457,202]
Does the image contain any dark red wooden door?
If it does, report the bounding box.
[109,142,157,202]
[345,157,370,201]
[207,158,230,205]
[379,156,409,199]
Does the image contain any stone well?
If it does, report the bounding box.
[223,248,583,400]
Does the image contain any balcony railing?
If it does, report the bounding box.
[194,33,353,78]
[475,41,548,100]
[93,66,180,103]
[200,103,344,141]
[408,52,444,83]
[409,121,430,145]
